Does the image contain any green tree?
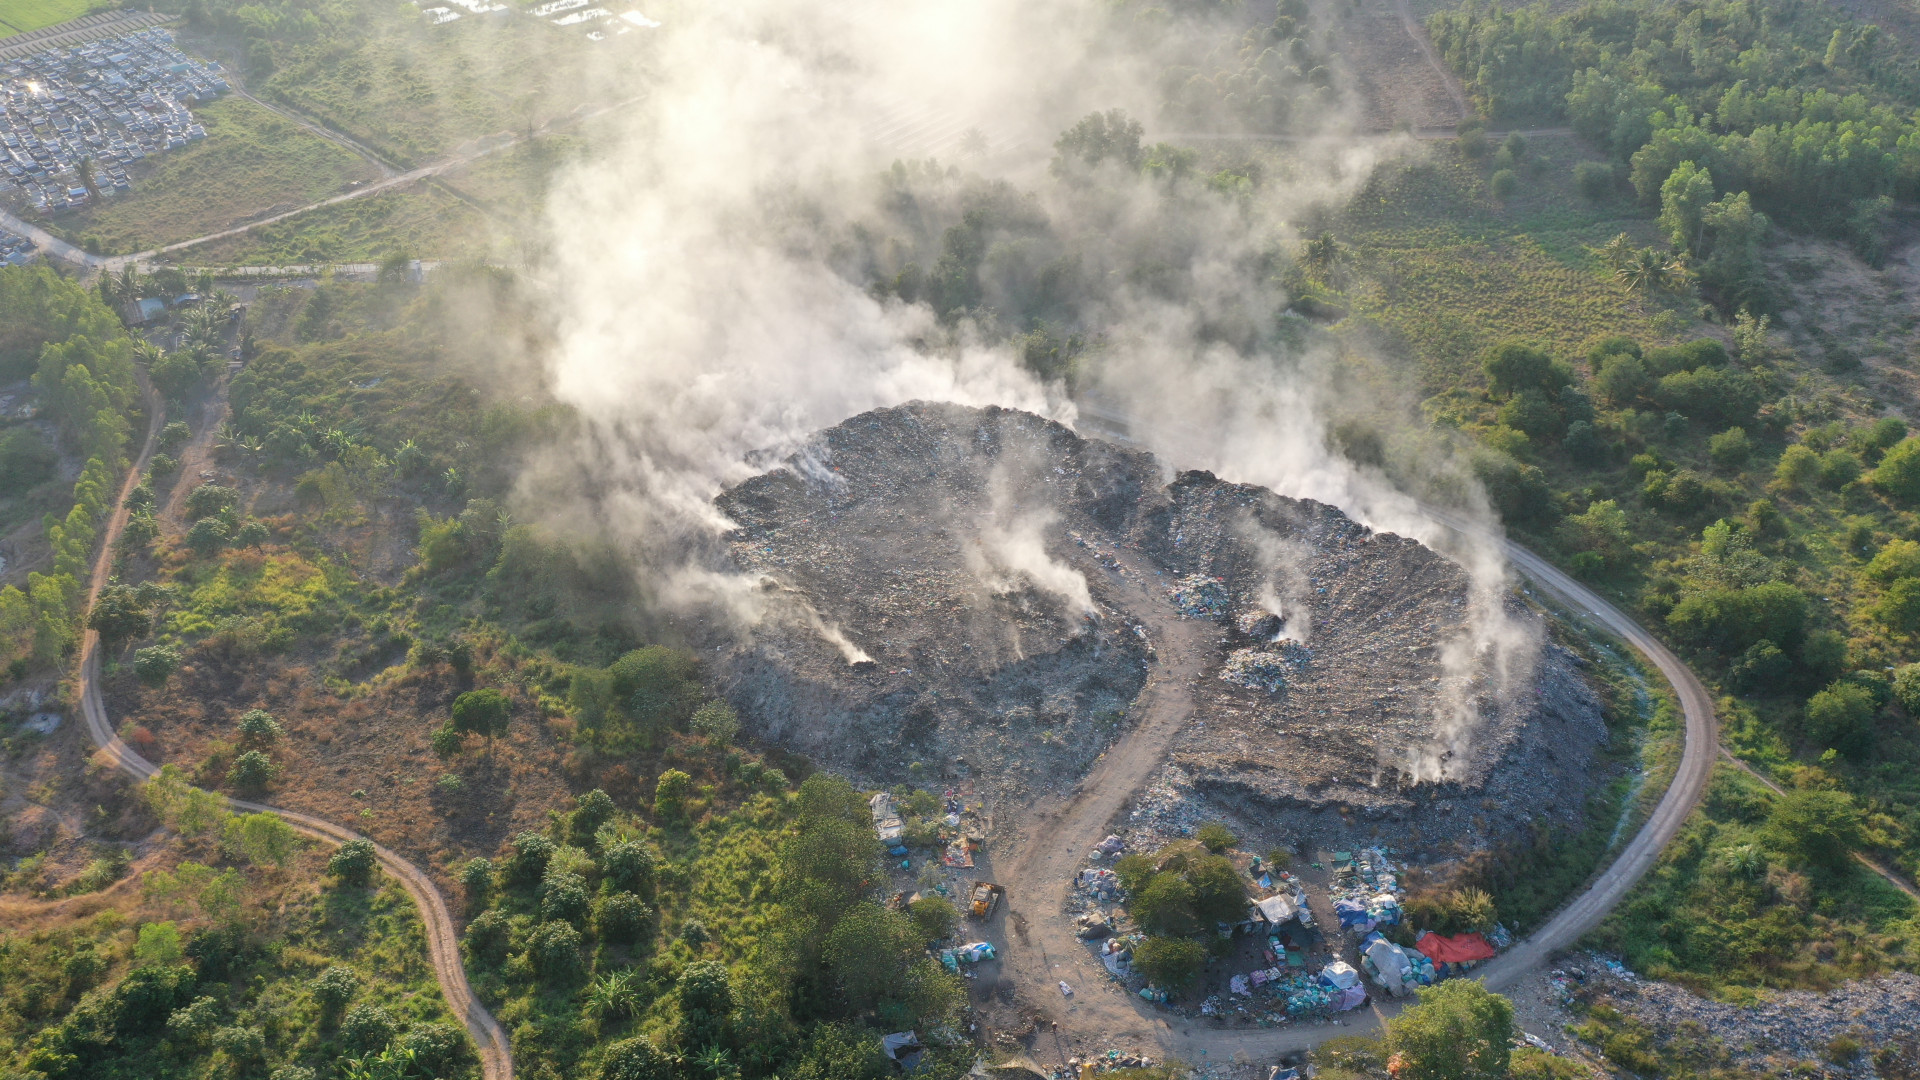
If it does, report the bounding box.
[1592,355,1650,407]
[1871,439,1920,502]
[222,812,300,867]
[1804,681,1877,755]
[508,832,555,888]
[691,700,740,746]
[571,788,616,846]
[87,583,150,649]
[135,921,184,966]
[1387,981,1515,1080]
[1872,578,1920,633]
[1775,444,1821,490]
[339,1003,397,1054]
[450,688,511,746]
[654,769,694,817]
[311,966,359,1024]
[1489,168,1518,201]
[1659,160,1716,252]
[328,839,378,887]
[186,516,232,556]
[1763,788,1866,871]
[1132,873,1199,936]
[596,892,655,946]
[1480,341,1555,399]
[236,709,283,742]
[528,920,585,982]
[1132,937,1205,989]
[602,841,657,897]
[225,749,280,793]
[1707,427,1752,470]
[601,1036,677,1080]
[675,959,734,1048]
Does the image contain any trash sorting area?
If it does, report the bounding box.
[1067,836,1515,1025]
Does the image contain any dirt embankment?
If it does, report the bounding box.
[710,402,1607,849]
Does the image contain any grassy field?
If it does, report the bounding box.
[255,12,623,167]
[0,0,92,38]
[178,183,495,265]
[44,95,379,255]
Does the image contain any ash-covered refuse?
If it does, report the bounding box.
[711,403,1608,838]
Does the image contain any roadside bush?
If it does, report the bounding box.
[1132,937,1205,989]
[462,909,511,962]
[397,1022,472,1077]
[327,839,377,887]
[461,858,493,908]
[225,749,280,793]
[134,643,181,685]
[1387,981,1514,1080]
[1666,582,1809,657]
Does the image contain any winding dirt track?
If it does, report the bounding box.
[72,381,514,1080]
[991,455,1719,1061]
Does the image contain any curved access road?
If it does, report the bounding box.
[72,381,514,1080]
[995,419,1720,1062]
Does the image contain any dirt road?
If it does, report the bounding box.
[72,379,514,1080]
[985,456,1721,1065]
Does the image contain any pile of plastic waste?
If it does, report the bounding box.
[1170,574,1229,618]
[1077,867,1121,902]
[1220,648,1293,693]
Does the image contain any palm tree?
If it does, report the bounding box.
[1301,232,1342,276]
[1597,232,1635,272]
[131,340,165,367]
[691,1046,739,1079]
[1617,247,1687,294]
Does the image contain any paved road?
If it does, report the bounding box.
[990,410,1721,1063]
[72,378,514,1080]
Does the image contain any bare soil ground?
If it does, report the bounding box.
[1337,0,1469,130]
[1767,234,1920,410]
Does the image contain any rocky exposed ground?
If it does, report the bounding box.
[711,402,1607,845]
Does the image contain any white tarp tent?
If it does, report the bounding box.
[1254,894,1297,924]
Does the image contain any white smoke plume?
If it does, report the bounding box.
[1235,515,1314,645]
[519,0,1535,772]
[965,461,1097,625]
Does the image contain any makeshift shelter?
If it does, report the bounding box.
[869,792,904,842]
[1414,931,1497,963]
[1363,937,1415,997]
[1320,960,1360,990]
[881,1031,924,1071]
[1253,894,1298,925]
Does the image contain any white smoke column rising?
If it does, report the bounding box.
[1236,515,1314,645]
[965,461,1097,625]
[525,0,1125,641]
[1088,329,1541,783]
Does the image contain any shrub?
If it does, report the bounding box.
[1804,681,1878,756]
[450,688,511,743]
[1894,663,1920,714]
[235,709,282,742]
[907,895,959,943]
[539,870,591,927]
[527,920,584,982]
[134,643,181,686]
[1775,444,1821,490]
[571,788,616,845]
[1489,168,1518,201]
[508,832,555,888]
[430,724,463,758]
[213,1025,265,1062]
[328,839,378,887]
[596,892,656,946]
[654,769,694,817]
[1707,427,1752,470]
[225,749,279,793]
[1728,640,1790,693]
[1864,540,1920,583]
[1480,341,1556,398]
[1573,160,1613,199]
[1562,420,1602,463]
[338,1003,396,1055]
[1871,579,1920,633]
[602,841,657,897]
[1820,449,1863,489]
[1763,789,1866,871]
[600,1036,677,1080]
[185,484,240,519]
[463,909,511,962]
[310,966,358,1023]
[159,421,191,451]
[1133,937,1205,989]
[397,1022,472,1076]
[460,858,493,906]
[1871,438,1920,502]
[166,995,223,1045]
[1666,582,1809,656]
[148,452,178,476]
[690,700,740,746]
[186,516,232,556]
[1195,821,1235,853]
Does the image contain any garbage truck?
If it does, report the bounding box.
[969,881,1005,919]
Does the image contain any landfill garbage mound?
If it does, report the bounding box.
[711,402,1607,834]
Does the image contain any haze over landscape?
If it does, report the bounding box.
[2,0,1920,1077]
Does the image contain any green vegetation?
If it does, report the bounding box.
[47,97,377,255]
[178,185,493,266]
[0,779,472,1079]
[0,267,138,673]
[460,774,973,1080]
[0,0,92,37]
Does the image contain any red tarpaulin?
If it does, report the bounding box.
[1415,932,1497,963]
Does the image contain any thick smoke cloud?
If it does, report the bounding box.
[526,0,1535,780]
